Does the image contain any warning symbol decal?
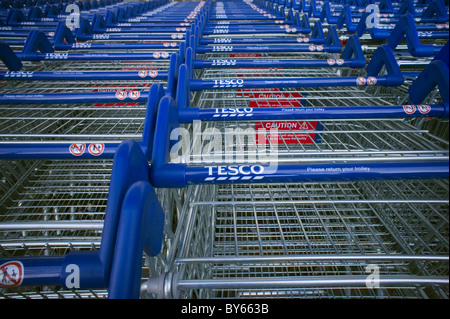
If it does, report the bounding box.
[149,70,158,78]
[69,143,86,156]
[0,261,24,287]
[88,143,105,156]
[327,59,336,65]
[115,90,127,100]
[367,76,377,86]
[356,77,367,86]
[403,105,417,114]
[129,90,140,100]
[417,104,431,114]
[336,59,344,65]
[138,70,147,78]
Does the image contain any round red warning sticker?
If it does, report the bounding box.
[327,59,336,65]
[367,76,377,86]
[88,143,105,156]
[115,90,127,100]
[0,261,24,287]
[138,70,147,78]
[356,77,367,86]
[69,143,86,156]
[336,59,344,65]
[153,52,161,59]
[403,105,417,114]
[309,45,316,51]
[149,70,158,78]
[417,104,431,114]
[129,90,140,100]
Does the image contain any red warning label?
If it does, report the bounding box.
[129,90,140,100]
[417,104,431,114]
[403,104,417,114]
[88,143,105,156]
[356,77,367,86]
[69,143,86,156]
[115,90,127,100]
[245,88,316,145]
[0,261,24,287]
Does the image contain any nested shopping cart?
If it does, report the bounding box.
[0,0,200,299]
[0,0,448,300]
[137,0,449,299]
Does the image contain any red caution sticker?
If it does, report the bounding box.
[149,70,158,78]
[417,104,431,114]
[403,105,417,114]
[129,90,140,100]
[138,70,147,78]
[0,261,24,287]
[356,77,367,86]
[88,143,105,156]
[367,76,377,86]
[69,143,86,156]
[115,90,127,100]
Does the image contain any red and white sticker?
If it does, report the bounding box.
[367,76,377,86]
[69,143,86,156]
[309,44,316,51]
[149,70,158,78]
[153,52,161,59]
[303,38,309,43]
[356,77,367,86]
[327,59,336,65]
[129,90,140,100]
[138,70,147,78]
[162,52,169,58]
[171,34,177,39]
[163,42,170,47]
[417,104,431,114]
[116,90,127,100]
[336,59,344,65]
[0,261,24,287]
[316,45,323,51]
[88,143,105,156]
[403,104,417,114]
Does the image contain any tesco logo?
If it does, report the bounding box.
[207,165,265,176]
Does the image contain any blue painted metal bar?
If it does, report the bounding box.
[0,70,169,81]
[148,95,450,189]
[184,161,450,185]
[193,103,449,122]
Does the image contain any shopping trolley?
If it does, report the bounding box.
[0,0,196,299]
[142,69,449,299]
[139,0,449,299]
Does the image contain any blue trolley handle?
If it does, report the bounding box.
[149,95,449,189]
